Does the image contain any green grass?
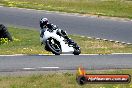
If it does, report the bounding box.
[0,0,132,18]
[0,69,132,88]
[0,27,132,54]
[0,27,51,55]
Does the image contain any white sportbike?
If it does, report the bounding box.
[40,28,81,55]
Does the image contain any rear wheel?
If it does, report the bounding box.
[46,38,62,55]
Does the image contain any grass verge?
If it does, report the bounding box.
[0,27,132,54]
[0,0,132,19]
[0,69,132,88]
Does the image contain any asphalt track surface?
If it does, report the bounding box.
[0,54,132,73]
[0,6,132,43]
[0,7,132,73]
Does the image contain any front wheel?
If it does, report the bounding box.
[73,44,81,55]
[46,38,62,55]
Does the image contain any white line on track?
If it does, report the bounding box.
[127,43,132,45]
[103,39,108,41]
[109,40,115,42]
[115,41,120,43]
[23,68,35,70]
[81,36,85,38]
[0,53,132,57]
[22,67,59,70]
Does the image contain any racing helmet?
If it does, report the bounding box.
[40,18,48,29]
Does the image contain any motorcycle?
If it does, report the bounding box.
[40,27,81,55]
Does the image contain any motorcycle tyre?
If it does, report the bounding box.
[46,38,62,55]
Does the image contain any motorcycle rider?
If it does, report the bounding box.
[40,18,74,45]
